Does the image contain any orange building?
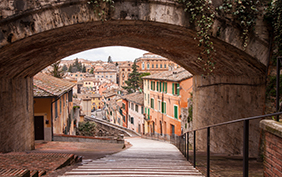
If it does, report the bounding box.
[33,73,76,141]
[142,68,193,138]
[136,53,179,74]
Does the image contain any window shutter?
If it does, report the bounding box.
[174,105,178,119]
[165,82,167,93]
[162,102,164,113]
[157,82,159,91]
[151,81,152,90]
[177,83,180,96]
[172,83,175,94]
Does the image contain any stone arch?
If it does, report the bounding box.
[0,0,269,154]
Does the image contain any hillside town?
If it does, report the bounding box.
[34,52,193,141]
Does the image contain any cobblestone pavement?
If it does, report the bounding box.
[59,137,204,176]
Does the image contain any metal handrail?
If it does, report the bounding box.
[178,111,282,177]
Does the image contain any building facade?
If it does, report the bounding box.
[136,53,179,74]
[95,69,117,83]
[122,92,145,134]
[142,68,193,138]
[118,61,133,87]
[33,72,76,141]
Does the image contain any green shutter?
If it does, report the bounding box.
[162,102,164,113]
[157,82,159,91]
[165,82,167,93]
[172,83,175,94]
[148,109,150,120]
[145,107,147,114]
[164,102,166,114]
[162,82,164,92]
[177,83,180,96]
[174,105,178,119]
[151,81,152,90]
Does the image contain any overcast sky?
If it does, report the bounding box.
[62,46,148,61]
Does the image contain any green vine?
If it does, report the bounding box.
[265,0,282,60]
[178,0,216,74]
[88,0,115,21]
[217,0,259,49]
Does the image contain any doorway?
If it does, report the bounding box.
[34,116,44,140]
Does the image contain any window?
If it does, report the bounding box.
[122,69,125,71]
[142,62,145,69]
[68,90,73,102]
[128,69,130,71]
[164,64,166,68]
[174,105,178,119]
[135,105,138,112]
[172,83,180,95]
[110,76,112,78]
[131,117,134,124]
[156,64,158,68]
[163,82,167,93]
[160,64,162,68]
[60,98,62,113]
[110,111,112,115]
[162,102,166,114]
[55,100,58,118]
[151,98,154,109]
[152,64,154,68]
[131,103,134,110]
[141,106,144,114]
[106,76,108,78]
[158,100,161,111]
[122,103,125,109]
[148,94,149,104]
[147,80,149,90]
[147,63,150,69]
[151,81,155,90]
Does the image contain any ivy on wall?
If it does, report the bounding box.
[88,0,115,21]
[178,0,216,74]
[217,0,259,49]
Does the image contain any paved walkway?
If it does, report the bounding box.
[60,137,204,177]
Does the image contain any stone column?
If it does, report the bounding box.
[0,77,34,152]
[192,75,265,157]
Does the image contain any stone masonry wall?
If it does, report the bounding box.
[0,77,34,152]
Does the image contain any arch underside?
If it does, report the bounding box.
[0,20,266,78]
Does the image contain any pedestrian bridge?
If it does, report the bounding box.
[0,0,269,156]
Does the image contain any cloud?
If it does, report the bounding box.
[62,46,148,61]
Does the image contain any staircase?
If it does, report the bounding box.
[59,138,204,177]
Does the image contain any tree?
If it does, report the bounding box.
[62,64,68,72]
[139,72,151,89]
[122,60,141,93]
[68,65,73,73]
[48,61,64,78]
[108,56,113,63]
[90,67,94,74]
[82,65,86,73]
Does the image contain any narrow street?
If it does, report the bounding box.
[59,137,204,177]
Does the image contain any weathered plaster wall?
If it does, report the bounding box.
[0,77,34,152]
[193,75,265,156]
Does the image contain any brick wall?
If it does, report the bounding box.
[260,119,282,177]
[264,131,282,177]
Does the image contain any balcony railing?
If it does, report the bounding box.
[174,112,282,177]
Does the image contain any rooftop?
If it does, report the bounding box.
[122,92,144,105]
[142,68,192,82]
[33,72,75,97]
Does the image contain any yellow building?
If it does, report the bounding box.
[91,94,102,110]
[33,73,76,141]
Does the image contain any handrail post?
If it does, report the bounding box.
[277,56,282,121]
[207,127,210,177]
[184,134,186,157]
[243,120,249,177]
[187,132,189,161]
[193,130,196,168]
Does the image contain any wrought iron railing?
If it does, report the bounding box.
[174,112,282,177]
